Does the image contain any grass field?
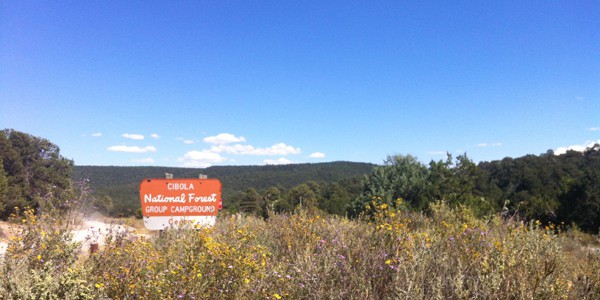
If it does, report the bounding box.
[0,201,599,299]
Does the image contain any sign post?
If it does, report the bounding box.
[139,178,222,230]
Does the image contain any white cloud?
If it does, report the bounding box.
[107,145,157,153]
[177,134,303,167]
[264,157,295,165]
[91,132,102,137]
[589,127,600,131]
[427,151,446,155]
[203,133,246,145]
[309,152,325,158]
[122,133,144,140]
[210,144,255,154]
[478,142,502,147]
[258,143,300,155]
[178,150,227,168]
[131,157,155,163]
[150,133,160,139]
[210,142,300,156]
[555,140,600,155]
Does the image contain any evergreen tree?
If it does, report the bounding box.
[320,183,350,216]
[262,186,282,211]
[0,129,74,218]
[260,186,282,218]
[428,153,484,213]
[349,154,430,218]
[287,183,317,209]
[239,188,261,215]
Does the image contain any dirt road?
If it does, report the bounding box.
[0,217,136,258]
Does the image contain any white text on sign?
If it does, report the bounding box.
[143,193,217,203]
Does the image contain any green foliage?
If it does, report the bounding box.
[478,145,600,232]
[429,153,478,203]
[260,186,281,219]
[262,186,281,211]
[5,128,600,234]
[428,153,493,216]
[347,148,600,233]
[239,188,261,215]
[319,183,350,216]
[72,162,375,217]
[92,195,113,216]
[0,158,8,213]
[349,154,430,217]
[557,145,600,232]
[0,129,74,219]
[287,183,318,209]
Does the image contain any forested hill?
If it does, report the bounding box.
[72,162,376,215]
[73,161,375,191]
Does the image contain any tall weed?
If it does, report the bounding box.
[0,201,598,299]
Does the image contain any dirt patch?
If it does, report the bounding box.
[0,221,17,258]
[0,222,7,241]
[0,214,151,258]
[0,221,21,242]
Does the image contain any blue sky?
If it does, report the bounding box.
[1,1,598,167]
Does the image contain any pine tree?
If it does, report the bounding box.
[239,188,261,215]
[0,129,73,218]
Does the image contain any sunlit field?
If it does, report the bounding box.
[1,200,598,299]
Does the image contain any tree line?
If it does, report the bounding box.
[2,129,599,233]
[349,147,600,232]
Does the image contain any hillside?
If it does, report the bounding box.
[73,161,376,215]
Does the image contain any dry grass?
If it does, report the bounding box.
[0,202,599,299]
